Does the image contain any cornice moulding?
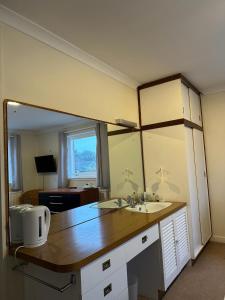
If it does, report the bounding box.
[0,5,139,89]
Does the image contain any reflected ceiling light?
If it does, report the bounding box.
[115,118,137,128]
[8,101,21,106]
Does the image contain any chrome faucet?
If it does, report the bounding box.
[126,195,136,208]
[114,198,123,207]
[138,193,145,205]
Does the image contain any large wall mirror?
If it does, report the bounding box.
[4,100,144,243]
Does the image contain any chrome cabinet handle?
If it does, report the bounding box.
[49,202,64,205]
[142,235,148,244]
[104,283,112,296]
[49,195,63,198]
[102,259,111,271]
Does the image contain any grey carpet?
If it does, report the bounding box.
[164,242,225,300]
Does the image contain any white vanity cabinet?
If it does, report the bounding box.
[160,207,190,290]
[124,224,159,262]
[139,78,201,126]
[81,224,159,299]
[21,207,190,300]
[80,244,128,299]
[24,249,129,300]
[23,223,160,300]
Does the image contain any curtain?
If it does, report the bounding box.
[58,132,68,188]
[8,135,22,191]
[96,123,110,189]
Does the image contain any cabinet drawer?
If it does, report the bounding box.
[82,265,127,300]
[124,224,159,262]
[80,245,126,294]
[39,201,79,213]
[39,193,79,202]
[39,193,80,212]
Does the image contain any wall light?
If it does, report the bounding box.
[115,118,137,128]
[8,101,21,106]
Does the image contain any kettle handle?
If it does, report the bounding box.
[44,207,51,236]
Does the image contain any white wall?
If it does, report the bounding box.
[2,24,138,124]
[109,132,144,198]
[0,23,138,300]
[202,91,225,243]
[142,125,189,202]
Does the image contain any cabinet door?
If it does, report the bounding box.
[82,266,127,300]
[189,89,202,126]
[140,79,184,125]
[185,127,203,259]
[181,84,191,120]
[193,130,211,244]
[174,208,190,272]
[160,216,178,290]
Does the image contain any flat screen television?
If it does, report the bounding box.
[34,155,57,173]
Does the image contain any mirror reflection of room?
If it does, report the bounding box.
[7,101,144,214]
[108,125,144,198]
[7,102,107,212]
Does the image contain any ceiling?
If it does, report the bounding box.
[7,103,94,130]
[1,0,225,94]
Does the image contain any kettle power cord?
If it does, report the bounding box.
[14,245,25,261]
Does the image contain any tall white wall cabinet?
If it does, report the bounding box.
[139,75,211,259]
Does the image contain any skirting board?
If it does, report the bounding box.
[210,235,225,243]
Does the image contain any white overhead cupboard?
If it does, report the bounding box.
[139,76,211,259]
[140,78,202,126]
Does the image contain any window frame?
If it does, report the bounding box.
[66,128,97,180]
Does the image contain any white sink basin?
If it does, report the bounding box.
[90,199,128,209]
[126,202,172,213]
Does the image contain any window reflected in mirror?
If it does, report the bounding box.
[67,129,97,180]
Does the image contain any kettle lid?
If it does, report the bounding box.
[21,205,47,214]
[9,204,33,214]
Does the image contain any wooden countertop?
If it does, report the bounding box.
[49,204,117,234]
[12,202,186,272]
